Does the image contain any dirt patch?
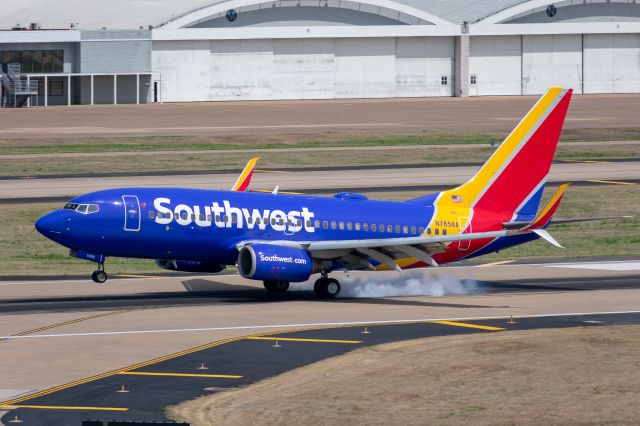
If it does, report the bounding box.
[168,326,640,426]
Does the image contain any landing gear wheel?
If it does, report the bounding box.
[314,277,341,298]
[91,270,108,284]
[263,280,289,294]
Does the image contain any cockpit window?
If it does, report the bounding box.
[63,203,99,214]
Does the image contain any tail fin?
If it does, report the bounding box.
[444,87,572,215]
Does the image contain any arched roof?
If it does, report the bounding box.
[161,0,453,28]
[476,0,639,24]
[0,0,635,30]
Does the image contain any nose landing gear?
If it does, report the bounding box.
[91,262,108,284]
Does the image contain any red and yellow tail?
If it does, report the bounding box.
[444,87,572,215]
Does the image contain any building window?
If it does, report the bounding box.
[1,49,64,74]
[470,75,477,85]
[49,80,63,96]
[441,76,448,86]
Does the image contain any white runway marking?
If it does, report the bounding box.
[0,310,638,340]
[546,262,640,271]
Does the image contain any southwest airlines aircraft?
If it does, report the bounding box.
[35,88,618,298]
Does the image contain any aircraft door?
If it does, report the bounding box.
[123,195,141,231]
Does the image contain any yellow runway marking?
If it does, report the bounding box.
[252,189,303,195]
[433,320,505,331]
[0,405,128,411]
[0,336,243,406]
[247,336,362,344]
[0,310,131,344]
[254,169,289,173]
[476,260,514,268]
[119,371,242,379]
[587,179,635,185]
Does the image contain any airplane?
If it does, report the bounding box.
[35,87,628,298]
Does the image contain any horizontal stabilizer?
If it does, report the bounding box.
[533,229,563,248]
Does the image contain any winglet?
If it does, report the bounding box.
[527,183,571,230]
[231,157,260,192]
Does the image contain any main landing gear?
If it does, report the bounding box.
[91,262,108,284]
[314,274,341,299]
[263,280,290,294]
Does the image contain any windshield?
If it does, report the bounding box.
[63,203,99,214]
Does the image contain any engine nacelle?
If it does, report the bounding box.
[155,259,225,273]
[238,244,321,282]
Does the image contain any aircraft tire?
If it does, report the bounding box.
[263,280,289,293]
[314,277,341,298]
[91,270,108,284]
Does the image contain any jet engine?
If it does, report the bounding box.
[155,259,225,273]
[238,244,323,282]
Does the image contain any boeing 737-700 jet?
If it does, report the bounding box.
[35,87,626,298]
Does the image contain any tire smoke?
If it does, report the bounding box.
[337,270,480,298]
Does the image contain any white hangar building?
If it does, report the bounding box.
[1,0,639,106]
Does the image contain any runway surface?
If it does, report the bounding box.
[1,161,638,201]
[0,259,639,403]
[1,93,639,139]
[2,311,640,425]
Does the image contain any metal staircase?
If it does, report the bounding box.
[1,63,38,107]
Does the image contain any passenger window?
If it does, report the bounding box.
[323,221,328,229]
[314,220,320,228]
[255,218,261,224]
[355,223,361,231]
[387,225,392,233]
[191,214,196,220]
[331,221,337,230]
[403,226,408,234]
[247,217,253,224]
[435,228,440,235]
[216,215,221,222]
[180,212,187,220]
[442,229,447,236]
[419,227,424,234]
[148,211,155,219]
[232,217,238,223]
[395,225,400,233]
[339,222,345,230]
[411,226,416,234]
[271,218,277,225]
[347,222,353,230]
[371,224,376,231]
[363,223,368,231]
[207,215,212,221]
[380,225,385,233]
[427,227,431,235]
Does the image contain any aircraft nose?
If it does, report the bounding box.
[35,211,66,237]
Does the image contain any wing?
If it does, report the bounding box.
[236,230,510,272]
[230,157,260,192]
